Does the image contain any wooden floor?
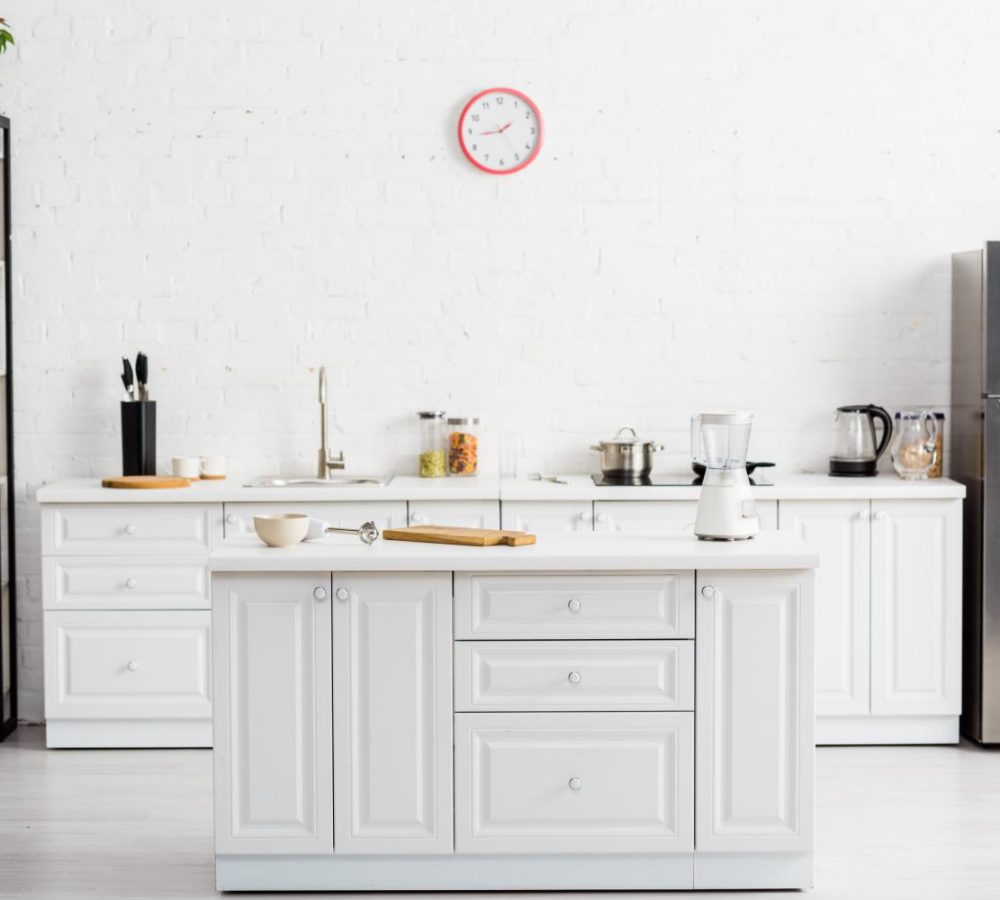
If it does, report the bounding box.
[1,726,999,898]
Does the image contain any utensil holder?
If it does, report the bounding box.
[121,401,156,476]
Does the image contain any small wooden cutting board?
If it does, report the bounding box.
[101,475,192,490]
[383,525,536,547]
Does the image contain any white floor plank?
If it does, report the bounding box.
[0,726,998,898]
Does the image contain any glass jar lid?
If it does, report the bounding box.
[447,416,480,426]
[417,411,446,419]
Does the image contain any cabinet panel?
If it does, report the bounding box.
[44,610,211,720]
[222,502,406,539]
[333,572,452,854]
[44,558,209,610]
[594,500,777,535]
[42,504,217,556]
[501,501,592,534]
[779,500,870,716]
[455,573,695,640]
[871,499,962,716]
[455,640,694,712]
[408,500,500,529]
[212,573,333,854]
[696,570,814,853]
[455,711,693,854]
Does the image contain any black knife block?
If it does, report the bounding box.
[121,401,156,476]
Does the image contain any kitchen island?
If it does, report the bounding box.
[210,531,817,892]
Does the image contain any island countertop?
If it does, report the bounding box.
[209,530,819,572]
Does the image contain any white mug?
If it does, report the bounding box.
[171,456,201,480]
[200,455,227,480]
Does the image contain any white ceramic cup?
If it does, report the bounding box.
[200,455,227,479]
[171,456,201,480]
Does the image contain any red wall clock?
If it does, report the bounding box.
[458,87,543,175]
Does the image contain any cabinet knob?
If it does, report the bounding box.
[123,523,136,535]
[567,597,582,613]
[568,671,582,684]
[701,585,716,598]
[858,509,870,521]
[313,586,328,601]
[874,510,886,520]
[335,587,350,601]
[568,777,583,791]
[226,514,238,525]
[126,660,139,672]
[595,513,609,524]
[125,578,137,590]
[410,513,430,525]
[577,511,592,523]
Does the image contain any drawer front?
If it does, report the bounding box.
[455,640,694,712]
[455,711,693,854]
[222,501,407,540]
[455,573,694,639]
[408,500,500,529]
[44,611,212,720]
[45,558,209,610]
[43,504,216,556]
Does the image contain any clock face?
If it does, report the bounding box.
[458,88,543,175]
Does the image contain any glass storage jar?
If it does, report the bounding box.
[417,411,447,478]
[447,416,480,477]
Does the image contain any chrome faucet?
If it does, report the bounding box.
[317,367,346,478]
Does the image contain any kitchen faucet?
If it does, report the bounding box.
[317,366,346,478]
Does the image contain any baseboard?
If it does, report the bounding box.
[816,714,958,745]
[45,719,212,748]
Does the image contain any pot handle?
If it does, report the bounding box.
[590,444,604,452]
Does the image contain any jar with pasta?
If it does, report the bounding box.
[417,411,447,478]
[446,416,480,477]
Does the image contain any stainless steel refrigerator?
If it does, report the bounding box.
[953,243,1000,744]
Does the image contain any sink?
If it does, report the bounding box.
[246,475,394,488]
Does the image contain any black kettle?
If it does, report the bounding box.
[829,404,893,477]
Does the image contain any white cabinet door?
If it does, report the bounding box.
[222,502,406,539]
[212,573,333,854]
[871,499,962,716]
[333,572,452,854]
[780,499,870,716]
[501,501,593,533]
[696,570,814,853]
[408,500,500,529]
[594,500,777,535]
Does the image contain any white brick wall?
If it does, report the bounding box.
[5,0,999,720]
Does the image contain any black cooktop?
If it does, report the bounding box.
[591,474,774,487]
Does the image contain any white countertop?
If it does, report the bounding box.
[209,530,819,573]
[35,472,965,504]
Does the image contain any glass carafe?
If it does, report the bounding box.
[890,409,938,480]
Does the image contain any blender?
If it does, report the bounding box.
[692,411,759,541]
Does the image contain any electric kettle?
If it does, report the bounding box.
[829,404,892,477]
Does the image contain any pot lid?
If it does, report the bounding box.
[596,426,654,447]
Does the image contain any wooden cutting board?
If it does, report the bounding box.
[101,475,192,490]
[383,525,536,547]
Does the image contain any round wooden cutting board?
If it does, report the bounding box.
[101,475,192,489]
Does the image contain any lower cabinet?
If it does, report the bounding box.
[212,573,333,854]
[695,570,814,854]
[454,711,694,854]
[332,572,453,854]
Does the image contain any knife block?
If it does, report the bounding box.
[121,401,156,476]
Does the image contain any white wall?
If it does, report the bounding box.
[6,0,999,720]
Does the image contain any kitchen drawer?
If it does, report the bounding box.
[501,501,593,534]
[44,558,209,610]
[455,711,693,854]
[594,500,778,534]
[454,573,694,640]
[408,500,500,529]
[44,610,211,720]
[455,640,694,712]
[222,501,406,540]
[42,504,217,556]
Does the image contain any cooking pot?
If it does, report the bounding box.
[591,426,663,481]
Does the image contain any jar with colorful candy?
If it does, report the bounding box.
[447,416,480,477]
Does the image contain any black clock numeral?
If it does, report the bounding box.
[525,111,530,119]
[481,101,490,109]
[471,113,479,122]
[467,128,472,135]
[515,153,520,161]
[499,159,505,166]
[524,143,530,149]
[484,153,489,161]
[514,100,519,108]
[472,144,477,151]
[529,127,535,134]
[496,96,504,105]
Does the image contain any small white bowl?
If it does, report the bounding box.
[254,513,310,548]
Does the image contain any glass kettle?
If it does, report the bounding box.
[829,404,892,477]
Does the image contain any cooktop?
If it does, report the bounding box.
[591,474,775,487]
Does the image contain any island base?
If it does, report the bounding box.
[216,852,814,892]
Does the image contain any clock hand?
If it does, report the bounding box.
[499,121,513,133]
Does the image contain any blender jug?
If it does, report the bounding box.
[692,412,759,541]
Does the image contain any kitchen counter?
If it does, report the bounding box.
[210,529,819,573]
[36,471,964,503]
